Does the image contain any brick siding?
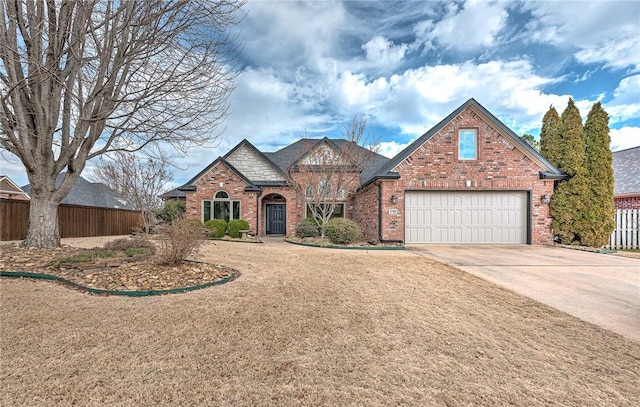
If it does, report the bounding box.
[355,106,556,245]
[615,195,640,209]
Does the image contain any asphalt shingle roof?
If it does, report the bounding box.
[22,174,134,210]
[612,146,640,195]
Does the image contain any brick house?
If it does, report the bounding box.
[612,146,640,209]
[179,98,565,244]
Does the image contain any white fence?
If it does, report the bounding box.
[608,209,639,250]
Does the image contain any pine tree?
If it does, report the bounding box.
[550,99,589,244]
[540,106,561,167]
[580,102,615,247]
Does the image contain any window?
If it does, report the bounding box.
[458,129,477,160]
[305,185,314,199]
[202,191,240,222]
[318,180,332,198]
[306,203,345,219]
[337,187,346,200]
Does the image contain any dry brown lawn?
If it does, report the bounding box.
[1,238,639,406]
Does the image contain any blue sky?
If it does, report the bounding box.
[2,0,639,189]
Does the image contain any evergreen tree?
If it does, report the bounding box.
[550,99,589,244]
[540,106,561,167]
[520,134,540,151]
[580,102,615,247]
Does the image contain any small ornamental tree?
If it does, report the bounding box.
[287,115,379,237]
[581,102,615,247]
[540,106,562,167]
[550,99,589,244]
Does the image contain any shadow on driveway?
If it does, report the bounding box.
[409,245,640,343]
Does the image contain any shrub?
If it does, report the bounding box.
[205,219,227,239]
[104,237,156,254]
[154,200,186,224]
[157,217,207,266]
[227,219,250,238]
[296,218,320,238]
[57,249,116,264]
[325,218,362,245]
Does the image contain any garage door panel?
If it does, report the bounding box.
[405,191,527,244]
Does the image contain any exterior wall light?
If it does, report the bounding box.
[390,195,398,204]
[541,194,551,204]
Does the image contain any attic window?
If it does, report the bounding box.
[215,191,229,199]
[458,129,477,160]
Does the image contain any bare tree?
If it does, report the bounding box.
[90,149,173,234]
[288,115,378,237]
[0,0,245,248]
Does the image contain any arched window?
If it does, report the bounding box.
[337,187,346,200]
[305,185,314,199]
[318,180,332,199]
[202,190,240,222]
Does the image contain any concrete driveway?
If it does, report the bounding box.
[408,245,640,343]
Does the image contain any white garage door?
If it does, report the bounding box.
[405,191,528,244]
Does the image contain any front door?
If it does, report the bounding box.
[266,204,286,235]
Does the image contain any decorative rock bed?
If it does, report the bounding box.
[0,246,238,295]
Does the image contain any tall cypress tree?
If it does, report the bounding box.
[540,106,562,167]
[550,98,589,244]
[580,102,615,247]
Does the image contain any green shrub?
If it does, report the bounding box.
[58,249,116,264]
[325,218,362,245]
[228,219,250,238]
[296,218,320,237]
[123,247,150,257]
[205,219,227,239]
[154,200,186,224]
[104,237,156,254]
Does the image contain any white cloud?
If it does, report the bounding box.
[605,75,640,125]
[414,0,508,52]
[375,141,412,159]
[523,1,640,71]
[332,59,566,138]
[362,36,408,70]
[610,127,640,152]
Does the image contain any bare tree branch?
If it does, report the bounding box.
[0,0,246,247]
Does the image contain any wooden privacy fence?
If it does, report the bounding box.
[0,199,142,241]
[607,209,639,250]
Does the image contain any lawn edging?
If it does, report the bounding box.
[0,269,240,297]
[285,238,405,250]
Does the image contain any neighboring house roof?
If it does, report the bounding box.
[363,98,565,186]
[21,174,134,210]
[179,137,389,191]
[0,175,30,200]
[159,188,186,200]
[612,146,640,196]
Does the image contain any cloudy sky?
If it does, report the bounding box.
[2,0,639,189]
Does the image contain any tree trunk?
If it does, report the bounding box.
[21,195,61,248]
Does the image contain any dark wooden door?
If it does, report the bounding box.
[266,204,286,234]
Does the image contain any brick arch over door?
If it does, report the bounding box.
[262,193,287,235]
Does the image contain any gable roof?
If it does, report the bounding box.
[224,139,287,180]
[178,156,259,192]
[21,174,133,209]
[159,187,186,200]
[0,175,30,199]
[612,146,640,196]
[267,137,389,182]
[364,98,565,186]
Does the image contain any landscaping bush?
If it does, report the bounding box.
[325,218,362,245]
[296,218,320,238]
[157,217,207,266]
[104,237,157,254]
[154,200,186,224]
[205,219,227,239]
[227,219,250,238]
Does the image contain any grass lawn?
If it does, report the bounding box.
[1,239,638,406]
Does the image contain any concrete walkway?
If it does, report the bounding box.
[409,245,640,343]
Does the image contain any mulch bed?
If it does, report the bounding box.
[0,245,235,292]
